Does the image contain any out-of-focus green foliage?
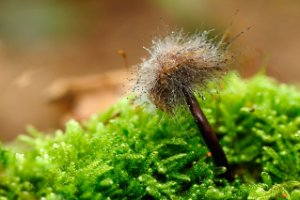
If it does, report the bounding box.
[0,74,300,199]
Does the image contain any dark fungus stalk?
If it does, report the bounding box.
[182,87,232,180]
[134,30,233,180]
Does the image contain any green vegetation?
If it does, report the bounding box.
[0,74,300,199]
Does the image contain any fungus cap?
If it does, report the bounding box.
[134,31,229,111]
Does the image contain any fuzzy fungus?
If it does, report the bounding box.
[134,31,233,180]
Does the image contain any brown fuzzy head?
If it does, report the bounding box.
[134,31,230,111]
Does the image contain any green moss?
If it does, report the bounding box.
[0,74,300,199]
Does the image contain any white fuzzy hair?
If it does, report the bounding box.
[134,31,228,111]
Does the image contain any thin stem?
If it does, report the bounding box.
[182,87,233,180]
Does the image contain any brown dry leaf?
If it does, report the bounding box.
[46,69,133,123]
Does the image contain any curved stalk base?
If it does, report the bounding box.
[182,88,233,180]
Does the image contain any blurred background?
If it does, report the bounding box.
[0,0,300,141]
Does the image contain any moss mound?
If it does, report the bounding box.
[0,74,300,199]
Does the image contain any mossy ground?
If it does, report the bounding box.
[0,74,300,199]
